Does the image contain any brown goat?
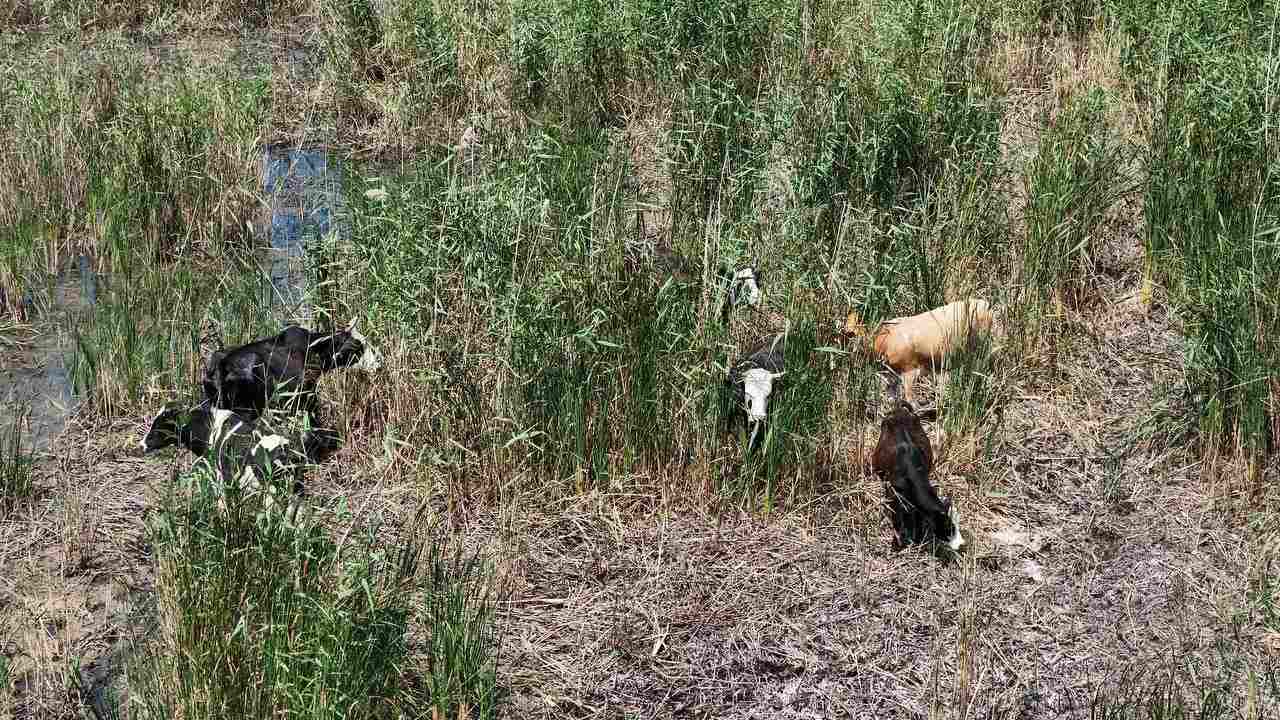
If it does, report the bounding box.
[844,298,993,406]
[871,400,935,477]
[871,400,963,551]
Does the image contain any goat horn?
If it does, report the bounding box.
[346,317,359,333]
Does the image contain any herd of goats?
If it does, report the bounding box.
[141,255,993,554]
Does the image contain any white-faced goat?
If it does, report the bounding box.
[202,318,381,422]
[141,401,329,522]
[871,400,964,552]
[724,332,786,455]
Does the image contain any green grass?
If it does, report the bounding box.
[4,0,1280,715]
[327,0,1015,500]
[1022,87,1130,312]
[0,645,11,720]
[0,405,35,515]
[0,52,326,417]
[0,47,264,307]
[3,0,310,32]
[937,328,1004,439]
[123,462,500,719]
[1137,0,1279,457]
[1002,84,1133,370]
[66,253,284,417]
[416,527,503,716]
[9,0,1264,475]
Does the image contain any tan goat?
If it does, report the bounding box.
[843,298,993,406]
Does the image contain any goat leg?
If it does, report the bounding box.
[747,419,763,455]
[901,367,921,406]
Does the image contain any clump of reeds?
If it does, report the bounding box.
[122,463,501,719]
[0,405,35,515]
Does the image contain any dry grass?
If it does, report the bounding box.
[0,416,151,719]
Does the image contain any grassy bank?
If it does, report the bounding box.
[1,0,1277,717]
[6,0,1272,464]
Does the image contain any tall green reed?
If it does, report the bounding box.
[1140,0,1278,454]
[126,462,500,719]
[0,404,35,515]
[1021,88,1129,312]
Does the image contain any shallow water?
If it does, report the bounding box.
[1,256,97,451]
[260,145,344,320]
[1,149,344,453]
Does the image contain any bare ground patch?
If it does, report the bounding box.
[1,417,155,719]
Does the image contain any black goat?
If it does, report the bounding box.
[724,333,786,455]
[870,400,964,551]
[202,318,380,422]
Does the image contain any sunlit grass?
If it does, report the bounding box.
[0,405,35,515]
[2,0,1277,716]
[125,462,500,719]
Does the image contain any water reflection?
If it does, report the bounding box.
[1,256,96,450]
[261,146,343,320]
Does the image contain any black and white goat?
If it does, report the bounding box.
[724,332,786,455]
[202,318,381,422]
[629,240,763,324]
[714,265,763,324]
[141,401,328,521]
[870,400,964,552]
[659,251,761,324]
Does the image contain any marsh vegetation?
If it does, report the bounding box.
[1,0,1278,717]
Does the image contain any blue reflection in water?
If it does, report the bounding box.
[261,146,343,319]
[4,255,95,450]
